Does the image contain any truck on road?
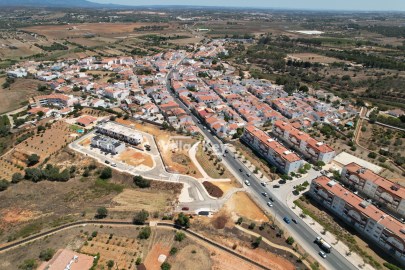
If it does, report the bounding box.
[315,236,332,252]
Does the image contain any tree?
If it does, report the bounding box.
[100,167,112,179]
[37,111,45,118]
[0,179,10,191]
[11,172,23,183]
[24,168,43,182]
[96,207,108,219]
[39,248,55,261]
[174,231,186,242]
[169,247,178,255]
[315,161,325,167]
[161,262,171,270]
[252,236,262,248]
[368,152,377,159]
[235,217,243,225]
[133,175,150,188]
[133,209,149,224]
[299,85,309,92]
[106,260,114,268]
[286,236,295,245]
[138,226,152,239]
[175,213,190,228]
[26,154,40,166]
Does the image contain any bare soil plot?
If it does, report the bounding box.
[171,244,212,270]
[288,53,347,64]
[0,78,45,114]
[111,188,175,212]
[13,121,76,163]
[196,143,234,179]
[202,181,224,198]
[225,192,269,222]
[117,148,154,168]
[144,242,171,270]
[212,181,241,194]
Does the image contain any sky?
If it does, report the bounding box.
[93,0,405,11]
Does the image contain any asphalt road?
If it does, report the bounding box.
[165,66,357,270]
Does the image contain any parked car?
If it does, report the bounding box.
[181,207,190,211]
[267,202,273,207]
[319,251,327,258]
[283,217,291,224]
[105,160,110,164]
[244,180,251,186]
[269,197,274,202]
[239,168,243,172]
[246,173,251,177]
[111,163,117,167]
[273,185,280,188]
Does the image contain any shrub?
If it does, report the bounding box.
[368,152,377,159]
[91,231,98,238]
[0,179,10,191]
[133,209,149,225]
[39,248,55,261]
[18,259,37,270]
[100,167,112,179]
[248,222,256,230]
[133,175,150,188]
[252,236,262,248]
[169,247,178,255]
[235,217,243,225]
[96,207,108,219]
[26,154,40,166]
[161,262,171,270]
[106,260,114,268]
[12,172,23,183]
[174,231,186,242]
[383,262,402,270]
[136,257,142,265]
[286,236,295,245]
[138,226,151,239]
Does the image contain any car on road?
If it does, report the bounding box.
[244,180,251,186]
[246,173,251,177]
[225,149,229,154]
[292,218,298,224]
[223,154,226,157]
[283,217,291,224]
[269,197,274,202]
[181,207,190,211]
[239,168,243,172]
[267,202,273,207]
[319,251,327,258]
[260,182,266,187]
[111,163,117,167]
[273,185,280,188]
[105,160,110,164]
[261,192,268,197]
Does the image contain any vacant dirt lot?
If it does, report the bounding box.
[225,192,269,222]
[0,78,45,114]
[171,244,212,270]
[144,242,171,270]
[111,188,175,213]
[117,148,154,168]
[288,53,347,64]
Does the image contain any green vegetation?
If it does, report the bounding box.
[252,236,262,248]
[175,213,190,228]
[138,226,152,239]
[35,42,68,51]
[133,209,149,225]
[96,207,108,219]
[169,247,178,255]
[161,262,171,270]
[26,154,40,166]
[286,236,295,245]
[39,248,55,261]
[92,179,124,194]
[174,231,186,242]
[18,259,37,270]
[99,167,112,179]
[133,175,151,188]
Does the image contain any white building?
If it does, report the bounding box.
[91,135,125,154]
[96,121,143,145]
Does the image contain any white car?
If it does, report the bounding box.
[267,202,273,207]
[244,180,251,186]
[111,163,117,167]
[319,251,326,258]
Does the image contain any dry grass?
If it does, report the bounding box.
[225,192,269,222]
[110,189,174,212]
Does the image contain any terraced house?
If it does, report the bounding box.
[272,120,335,164]
[242,125,303,174]
[310,176,405,264]
[341,162,405,218]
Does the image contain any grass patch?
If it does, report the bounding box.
[92,179,124,194]
[49,215,76,228]
[12,221,43,240]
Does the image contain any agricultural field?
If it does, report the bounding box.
[0,78,46,114]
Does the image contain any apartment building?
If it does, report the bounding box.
[91,135,125,154]
[341,162,405,217]
[242,125,303,174]
[273,120,335,164]
[96,121,143,145]
[310,176,405,264]
[29,94,78,108]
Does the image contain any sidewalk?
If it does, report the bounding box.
[286,195,375,270]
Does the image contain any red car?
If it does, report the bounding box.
[181,207,190,211]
